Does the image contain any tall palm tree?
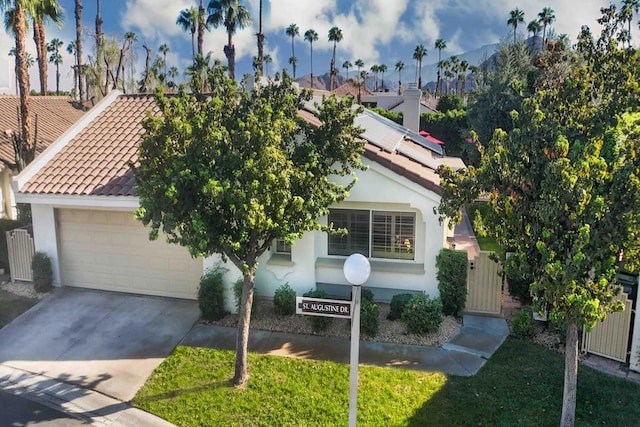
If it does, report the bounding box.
[508,8,525,44]
[256,0,264,74]
[538,7,556,48]
[186,52,212,92]
[434,38,446,96]
[288,56,297,79]
[66,40,77,95]
[370,64,379,91]
[285,23,299,79]
[412,44,427,90]
[449,55,460,94]
[342,60,352,80]
[46,37,63,94]
[159,43,169,77]
[527,19,542,51]
[622,0,639,47]
[378,63,387,91]
[177,7,198,61]
[355,58,364,93]
[8,47,34,95]
[75,0,83,102]
[32,0,63,95]
[458,59,469,97]
[264,53,272,77]
[207,0,251,80]
[167,65,178,88]
[328,26,343,91]
[197,0,208,56]
[395,60,404,95]
[124,31,137,93]
[95,0,103,94]
[304,29,318,85]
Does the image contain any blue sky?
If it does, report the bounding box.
[1,0,635,94]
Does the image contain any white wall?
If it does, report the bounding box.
[31,204,60,285]
[630,283,640,373]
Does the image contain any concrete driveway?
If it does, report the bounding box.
[0,287,199,402]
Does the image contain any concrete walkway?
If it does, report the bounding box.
[182,314,509,377]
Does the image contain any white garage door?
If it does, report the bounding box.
[57,209,202,299]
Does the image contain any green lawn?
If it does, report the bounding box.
[466,202,505,258]
[134,339,640,426]
[0,289,38,328]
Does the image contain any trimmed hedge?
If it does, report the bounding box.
[401,294,443,334]
[273,283,296,316]
[510,309,534,338]
[198,267,228,321]
[303,289,333,333]
[387,293,414,321]
[32,251,53,293]
[360,300,379,337]
[436,249,468,318]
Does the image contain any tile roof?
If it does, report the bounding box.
[0,96,86,167]
[332,81,373,98]
[21,95,156,196]
[20,92,464,198]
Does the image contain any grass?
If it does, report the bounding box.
[134,339,640,426]
[0,288,38,328]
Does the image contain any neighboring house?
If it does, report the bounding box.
[0,96,86,218]
[13,88,464,309]
[361,90,438,116]
[332,80,373,98]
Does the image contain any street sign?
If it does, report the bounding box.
[295,296,353,319]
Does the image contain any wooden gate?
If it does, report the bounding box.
[466,251,502,316]
[6,227,34,282]
[582,292,633,362]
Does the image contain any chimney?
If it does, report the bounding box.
[402,82,421,133]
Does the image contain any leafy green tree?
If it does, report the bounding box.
[439,10,640,426]
[135,67,365,386]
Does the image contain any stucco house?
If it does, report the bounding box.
[13,86,464,309]
[0,96,86,218]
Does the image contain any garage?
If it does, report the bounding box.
[57,209,202,299]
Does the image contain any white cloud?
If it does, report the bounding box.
[122,0,192,41]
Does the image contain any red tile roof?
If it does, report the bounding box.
[21,95,155,196]
[332,81,373,98]
[20,92,458,198]
[0,96,86,167]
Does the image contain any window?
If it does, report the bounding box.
[328,209,416,260]
[275,239,291,254]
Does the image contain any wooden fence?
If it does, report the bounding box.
[6,227,34,282]
[466,251,502,316]
[582,292,633,363]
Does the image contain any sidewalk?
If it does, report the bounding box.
[1,314,509,425]
[181,314,509,377]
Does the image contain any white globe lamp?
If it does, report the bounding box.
[343,253,371,286]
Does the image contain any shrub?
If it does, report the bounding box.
[436,249,468,317]
[436,94,464,113]
[351,287,375,304]
[234,278,257,316]
[387,293,414,321]
[273,283,296,316]
[510,309,534,338]
[31,251,53,293]
[401,294,443,334]
[360,300,379,337]
[506,271,534,305]
[303,289,333,333]
[198,267,227,321]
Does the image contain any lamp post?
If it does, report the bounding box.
[343,253,371,427]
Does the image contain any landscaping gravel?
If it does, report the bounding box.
[0,280,49,300]
[207,299,462,347]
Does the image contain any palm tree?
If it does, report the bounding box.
[8,47,34,95]
[256,0,264,74]
[288,56,297,79]
[207,0,251,80]
[285,23,299,78]
[458,59,469,97]
[304,29,318,85]
[177,7,198,61]
[508,8,525,44]
[622,0,639,47]
[370,64,379,91]
[46,37,63,94]
[124,31,137,93]
[167,65,178,89]
[66,40,77,95]
[527,19,542,51]
[197,0,208,56]
[264,53,272,77]
[434,38,446,95]
[342,60,352,80]
[538,7,556,47]
[75,0,83,101]
[328,26,343,91]
[32,0,63,95]
[395,60,404,95]
[355,58,364,92]
[159,43,169,77]
[449,55,460,94]
[412,44,427,90]
[378,63,387,91]
[186,52,212,92]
